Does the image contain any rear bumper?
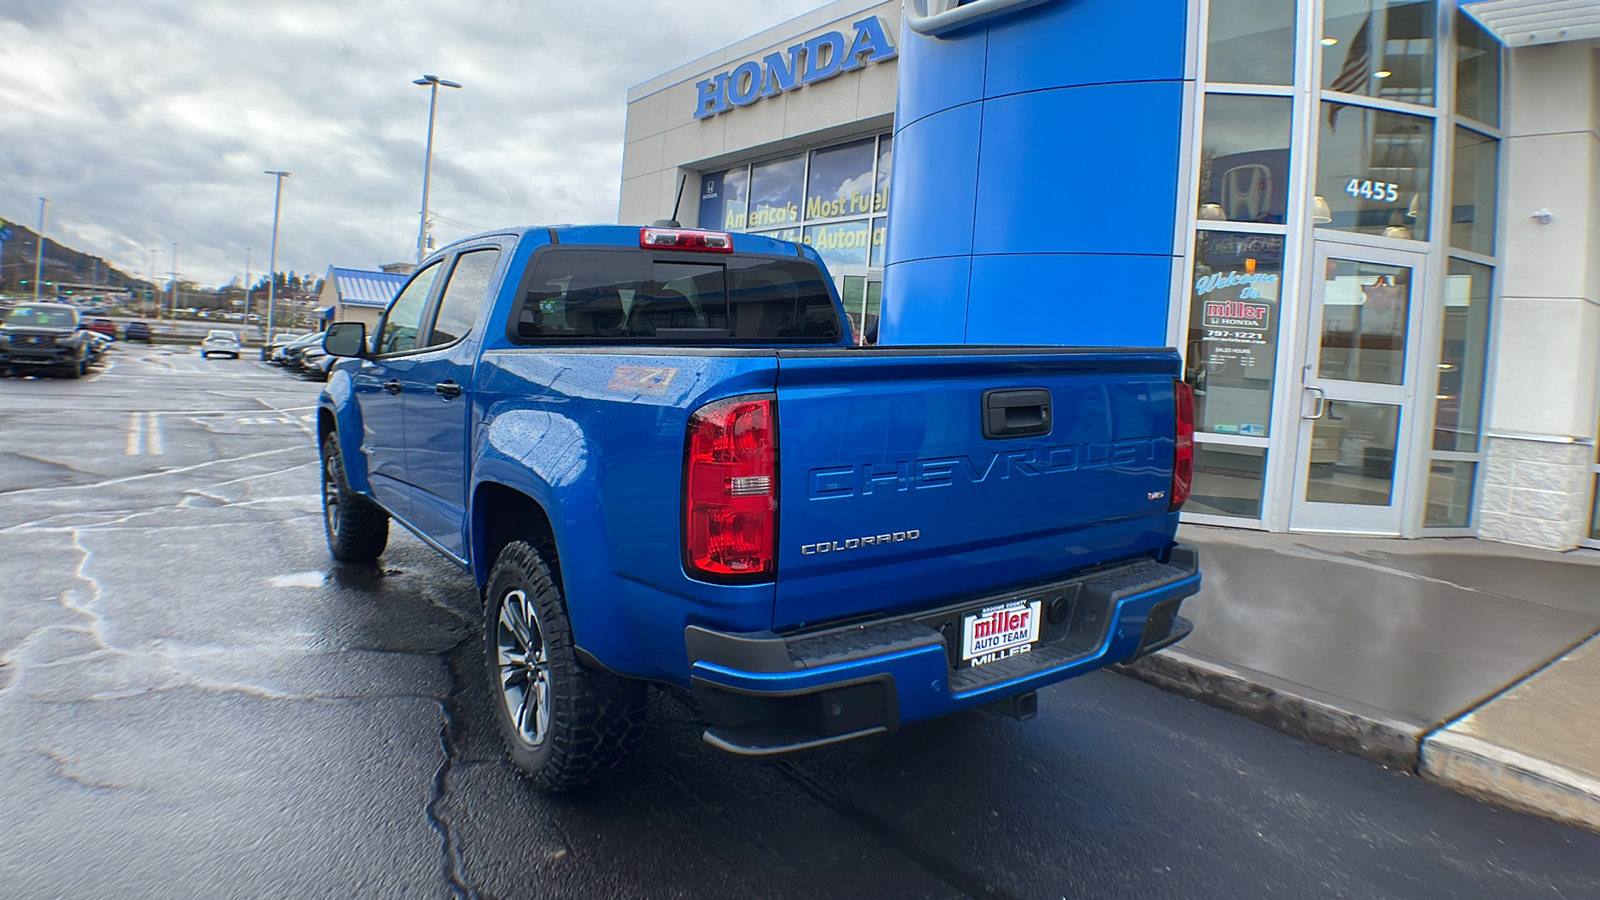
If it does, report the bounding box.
[686,544,1200,755]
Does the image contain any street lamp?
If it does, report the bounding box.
[264,170,290,343]
[413,74,462,264]
[169,243,179,320]
[33,197,48,300]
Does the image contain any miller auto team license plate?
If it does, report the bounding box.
[961,599,1042,667]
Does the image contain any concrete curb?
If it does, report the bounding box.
[1112,648,1423,770]
[1421,728,1600,833]
[1421,730,1600,833]
[1115,649,1600,834]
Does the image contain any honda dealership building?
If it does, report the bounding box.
[620,0,1600,551]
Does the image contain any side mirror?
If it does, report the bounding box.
[323,322,367,358]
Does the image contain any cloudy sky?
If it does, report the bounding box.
[0,0,820,287]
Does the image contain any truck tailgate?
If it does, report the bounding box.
[773,348,1182,631]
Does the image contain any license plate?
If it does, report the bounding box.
[960,598,1042,667]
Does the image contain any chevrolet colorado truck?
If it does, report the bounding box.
[0,302,95,378]
[317,225,1201,791]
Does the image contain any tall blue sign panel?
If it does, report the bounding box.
[881,0,1192,347]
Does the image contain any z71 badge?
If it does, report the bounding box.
[607,365,678,393]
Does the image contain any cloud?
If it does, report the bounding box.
[0,0,818,286]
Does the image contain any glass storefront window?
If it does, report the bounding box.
[870,217,888,267]
[1206,0,1296,85]
[1190,444,1268,518]
[1455,10,1501,127]
[804,220,871,271]
[841,276,866,341]
[1322,0,1436,107]
[875,136,893,214]
[1315,104,1433,240]
[1197,95,1293,224]
[1434,259,1491,452]
[1424,460,1477,527]
[806,139,876,221]
[1450,128,1498,257]
[864,281,882,344]
[748,154,805,230]
[1317,258,1411,386]
[700,167,749,231]
[1186,231,1285,438]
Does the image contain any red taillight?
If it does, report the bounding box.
[684,394,777,581]
[641,227,735,253]
[1171,379,1195,511]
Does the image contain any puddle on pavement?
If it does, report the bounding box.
[270,571,328,589]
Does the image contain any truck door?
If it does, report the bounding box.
[354,260,443,521]
[401,244,505,560]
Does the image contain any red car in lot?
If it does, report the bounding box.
[87,318,117,339]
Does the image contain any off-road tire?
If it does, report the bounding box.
[485,541,646,793]
[320,433,389,563]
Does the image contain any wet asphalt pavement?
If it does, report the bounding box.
[3,346,1599,900]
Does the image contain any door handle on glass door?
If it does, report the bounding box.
[1303,386,1326,420]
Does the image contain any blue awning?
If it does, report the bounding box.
[325,267,409,308]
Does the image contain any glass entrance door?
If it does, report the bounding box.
[1289,244,1428,533]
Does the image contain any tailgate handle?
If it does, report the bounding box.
[983,388,1052,440]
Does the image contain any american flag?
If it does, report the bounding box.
[1327,15,1372,132]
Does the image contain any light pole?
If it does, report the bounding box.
[33,197,48,299]
[170,243,179,320]
[413,74,462,265]
[243,247,252,328]
[264,170,290,343]
[149,248,158,315]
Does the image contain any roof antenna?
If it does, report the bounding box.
[651,173,689,228]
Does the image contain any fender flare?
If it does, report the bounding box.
[317,370,374,496]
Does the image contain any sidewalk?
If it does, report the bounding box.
[1118,525,1600,832]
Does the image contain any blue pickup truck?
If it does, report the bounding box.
[317,224,1200,791]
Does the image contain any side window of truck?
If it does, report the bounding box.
[427,249,502,347]
[377,262,442,355]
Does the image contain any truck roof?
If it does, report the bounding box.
[426,225,818,267]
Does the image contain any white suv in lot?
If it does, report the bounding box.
[200,330,242,359]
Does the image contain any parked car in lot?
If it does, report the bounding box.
[125,321,154,343]
[0,302,96,378]
[261,332,308,361]
[86,318,118,339]
[299,346,334,381]
[317,225,1201,792]
[275,332,325,368]
[200,329,242,359]
[83,331,114,365]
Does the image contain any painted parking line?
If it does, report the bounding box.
[125,412,165,456]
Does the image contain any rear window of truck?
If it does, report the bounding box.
[511,248,843,343]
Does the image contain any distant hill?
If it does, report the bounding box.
[0,218,157,296]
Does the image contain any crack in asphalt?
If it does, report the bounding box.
[425,638,477,900]
[38,749,132,792]
[660,693,1008,899]
[766,756,1021,900]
